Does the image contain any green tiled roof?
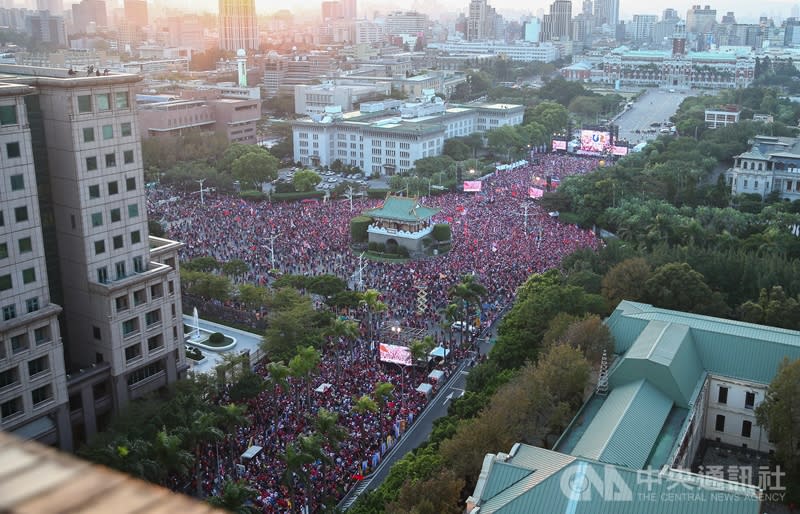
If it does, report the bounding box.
[571,379,673,469]
[362,195,440,222]
[476,445,760,514]
[608,301,800,384]
[609,321,703,407]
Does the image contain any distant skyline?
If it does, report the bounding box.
[67,0,798,25]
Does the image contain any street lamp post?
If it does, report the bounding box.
[263,233,280,270]
[389,323,405,415]
[196,178,209,205]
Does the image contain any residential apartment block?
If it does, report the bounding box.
[0,65,186,451]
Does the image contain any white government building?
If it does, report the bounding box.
[291,90,523,175]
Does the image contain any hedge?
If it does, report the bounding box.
[270,191,326,202]
[367,189,392,199]
[350,216,372,243]
[239,190,265,201]
[209,332,225,344]
[432,223,452,242]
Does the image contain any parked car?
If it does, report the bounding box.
[451,321,477,334]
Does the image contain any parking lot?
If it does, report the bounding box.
[615,88,694,144]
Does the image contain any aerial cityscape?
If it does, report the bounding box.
[0,0,799,512]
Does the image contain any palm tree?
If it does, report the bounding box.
[207,479,258,514]
[324,318,360,379]
[217,403,250,462]
[265,360,291,394]
[181,410,224,497]
[288,345,321,410]
[372,381,395,438]
[352,394,378,415]
[408,336,435,386]
[448,274,487,345]
[313,408,347,451]
[441,303,460,363]
[152,428,194,483]
[279,441,315,506]
[359,289,387,341]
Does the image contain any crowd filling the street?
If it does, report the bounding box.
[146,154,603,511]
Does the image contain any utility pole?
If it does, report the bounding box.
[196,178,210,205]
[356,251,366,291]
[264,233,280,270]
[520,203,530,232]
[347,185,354,211]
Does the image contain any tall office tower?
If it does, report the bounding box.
[219,0,258,52]
[340,0,356,20]
[124,0,147,28]
[385,11,429,37]
[721,11,736,24]
[321,0,341,21]
[686,5,717,35]
[0,83,70,450]
[26,11,67,46]
[467,0,500,40]
[541,0,572,41]
[36,0,62,14]
[582,0,592,16]
[0,65,186,449]
[593,0,618,27]
[663,8,678,20]
[71,0,107,34]
[631,14,657,42]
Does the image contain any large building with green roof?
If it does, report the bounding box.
[467,300,800,513]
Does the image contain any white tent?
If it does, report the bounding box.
[315,383,333,393]
[428,369,445,381]
[241,445,263,461]
[429,346,450,359]
[416,383,433,396]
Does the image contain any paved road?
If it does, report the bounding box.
[615,88,694,146]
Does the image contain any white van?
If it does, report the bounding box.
[451,321,478,334]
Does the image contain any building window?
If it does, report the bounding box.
[123,150,134,164]
[11,334,27,354]
[0,274,9,292]
[0,243,6,259]
[78,95,92,113]
[91,212,103,227]
[10,174,23,191]
[0,367,17,389]
[1,397,22,419]
[742,420,752,438]
[14,206,28,222]
[130,230,141,245]
[28,355,48,377]
[745,391,755,409]
[133,256,144,272]
[715,414,725,432]
[33,326,49,345]
[121,122,132,137]
[147,335,163,352]
[122,319,138,337]
[17,237,33,253]
[83,127,95,142]
[105,153,116,167]
[108,181,118,195]
[115,295,129,312]
[22,267,36,284]
[102,124,113,140]
[0,211,3,226]
[94,240,105,255]
[717,386,728,404]
[96,93,110,111]
[31,384,52,405]
[3,304,16,321]
[89,185,100,198]
[110,208,121,223]
[127,361,164,386]
[150,283,163,298]
[92,325,101,340]
[113,235,123,250]
[126,177,136,191]
[0,104,17,125]
[133,289,145,306]
[115,261,125,279]
[115,92,130,109]
[25,297,39,313]
[124,343,141,362]
[86,156,98,171]
[128,204,139,218]
[145,309,160,327]
[97,267,108,283]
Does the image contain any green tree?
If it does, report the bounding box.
[222,259,249,281]
[232,150,279,190]
[448,274,487,344]
[313,407,348,451]
[151,428,194,481]
[289,345,322,409]
[644,262,729,317]
[352,394,378,414]
[262,288,325,361]
[207,479,258,514]
[601,257,652,309]
[442,139,472,161]
[360,289,387,341]
[756,358,800,503]
[293,169,322,192]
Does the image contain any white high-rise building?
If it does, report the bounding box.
[631,14,658,42]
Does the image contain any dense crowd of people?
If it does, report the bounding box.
[147,154,602,511]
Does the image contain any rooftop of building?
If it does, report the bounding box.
[0,64,140,87]
[736,134,800,161]
[362,195,440,222]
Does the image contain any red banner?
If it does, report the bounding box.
[463,181,482,192]
[528,187,544,198]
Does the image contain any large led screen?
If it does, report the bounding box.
[379,343,411,366]
[552,139,567,151]
[578,130,612,155]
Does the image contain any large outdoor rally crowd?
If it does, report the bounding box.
[147,153,602,511]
